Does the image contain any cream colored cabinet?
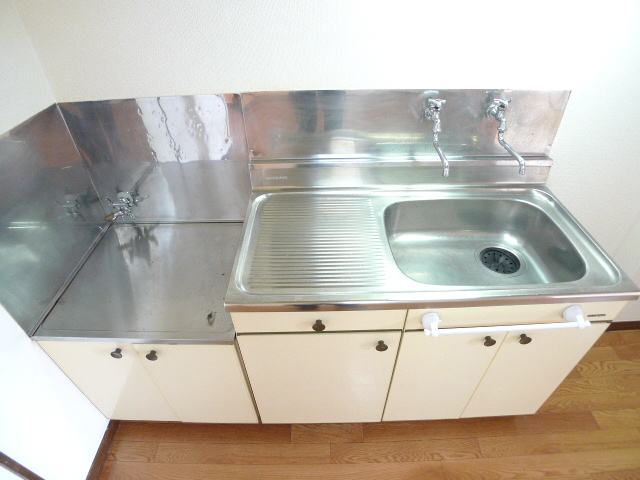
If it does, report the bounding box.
[461,323,608,417]
[383,315,610,422]
[38,341,178,421]
[38,341,258,423]
[383,331,508,421]
[238,331,401,423]
[133,343,257,423]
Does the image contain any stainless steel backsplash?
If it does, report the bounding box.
[0,105,105,334]
[241,90,569,160]
[58,94,252,222]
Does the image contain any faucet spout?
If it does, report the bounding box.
[432,130,450,177]
[426,98,450,177]
[497,132,526,175]
[487,98,526,175]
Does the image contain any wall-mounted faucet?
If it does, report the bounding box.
[425,98,450,177]
[105,190,148,222]
[409,93,450,177]
[486,98,526,175]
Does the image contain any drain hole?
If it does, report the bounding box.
[480,247,521,274]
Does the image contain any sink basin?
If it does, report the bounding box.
[225,187,638,310]
[385,197,594,287]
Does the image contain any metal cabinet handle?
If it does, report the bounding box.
[519,334,532,345]
[110,348,123,359]
[312,319,326,332]
[375,340,389,352]
[484,336,497,347]
[146,350,158,361]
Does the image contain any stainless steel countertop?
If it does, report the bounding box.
[225,186,640,312]
[34,223,242,344]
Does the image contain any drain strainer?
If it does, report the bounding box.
[479,247,521,274]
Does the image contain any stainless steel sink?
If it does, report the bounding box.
[226,187,639,310]
[384,198,588,287]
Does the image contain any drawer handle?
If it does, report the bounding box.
[312,319,326,332]
[375,340,389,352]
[519,334,532,345]
[146,350,158,361]
[110,348,123,359]
[484,336,497,347]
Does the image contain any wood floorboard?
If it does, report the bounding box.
[107,441,158,462]
[105,459,446,480]
[579,346,621,362]
[592,408,640,429]
[591,468,640,479]
[331,437,482,463]
[566,365,583,378]
[441,447,640,480]
[98,330,640,480]
[551,374,640,396]
[363,413,601,443]
[595,331,640,348]
[291,423,363,443]
[612,343,640,360]
[477,428,640,457]
[539,391,640,414]
[154,442,331,464]
[577,360,640,378]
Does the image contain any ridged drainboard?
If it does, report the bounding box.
[242,195,388,292]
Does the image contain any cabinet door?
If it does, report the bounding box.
[38,341,178,421]
[383,331,507,421]
[461,322,609,418]
[134,344,258,423]
[238,331,400,423]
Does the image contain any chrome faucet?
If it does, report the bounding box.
[425,98,450,177]
[486,98,526,175]
[105,190,148,222]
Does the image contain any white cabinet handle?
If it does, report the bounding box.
[421,306,592,337]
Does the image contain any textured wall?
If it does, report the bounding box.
[547,16,640,321]
[14,0,640,318]
[14,1,634,101]
[0,0,54,133]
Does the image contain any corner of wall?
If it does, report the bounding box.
[0,0,56,134]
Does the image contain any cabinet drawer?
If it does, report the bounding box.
[406,301,627,330]
[232,310,406,333]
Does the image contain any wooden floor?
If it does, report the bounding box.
[99,329,640,480]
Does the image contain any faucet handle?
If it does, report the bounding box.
[427,98,446,111]
[491,97,511,111]
[425,98,446,126]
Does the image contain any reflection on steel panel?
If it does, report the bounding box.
[241,90,570,160]
[0,106,104,334]
[59,95,251,222]
[37,223,241,343]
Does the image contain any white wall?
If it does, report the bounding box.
[0,2,109,479]
[14,1,637,100]
[547,9,640,321]
[0,468,22,480]
[0,466,22,480]
[0,307,109,480]
[0,0,54,134]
